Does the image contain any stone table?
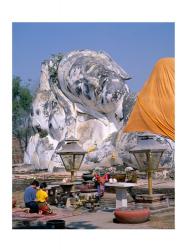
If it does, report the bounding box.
[105,182,137,208]
[47,184,61,205]
[47,182,82,206]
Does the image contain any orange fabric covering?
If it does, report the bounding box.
[124,58,175,141]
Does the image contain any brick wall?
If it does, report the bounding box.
[12,136,24,164]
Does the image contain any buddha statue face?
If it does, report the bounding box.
[58,50,130,116]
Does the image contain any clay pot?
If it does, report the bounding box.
[82,173,93,181]
[114,208,150,224]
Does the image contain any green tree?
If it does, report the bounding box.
[12,76,33,150]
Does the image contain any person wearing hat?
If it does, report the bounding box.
[125,166,137,183]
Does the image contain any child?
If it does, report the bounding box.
[36,182,52,215]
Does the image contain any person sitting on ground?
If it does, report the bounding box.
[24,180,40,213]
[125,167,137,183]
[36,182,52,215]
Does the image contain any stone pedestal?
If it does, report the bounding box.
[135,193,169,210]
[116,188,128,208]
[105,182,137,208]
[12,136,24,165]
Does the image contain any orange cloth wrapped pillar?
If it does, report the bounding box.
[124,58,175,141]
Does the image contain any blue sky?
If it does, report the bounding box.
[12,22,174,92]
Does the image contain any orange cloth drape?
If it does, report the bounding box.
[124,58,175,141]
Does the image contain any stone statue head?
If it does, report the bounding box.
[58,50,130,116]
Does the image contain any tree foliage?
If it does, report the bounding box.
[12,76,33,150]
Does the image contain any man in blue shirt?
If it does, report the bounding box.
[24,180,39,213]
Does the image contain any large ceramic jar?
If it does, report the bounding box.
[114,207,150,223]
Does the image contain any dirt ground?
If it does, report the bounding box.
[12,189,174,229]
[12,175,175,229]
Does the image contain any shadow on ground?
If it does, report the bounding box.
[66,220,98,229]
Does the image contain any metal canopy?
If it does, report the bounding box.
[129,134,167,154]
[56,137,87,155]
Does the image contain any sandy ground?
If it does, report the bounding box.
[64,209,174,229]
[12,191,174,229]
